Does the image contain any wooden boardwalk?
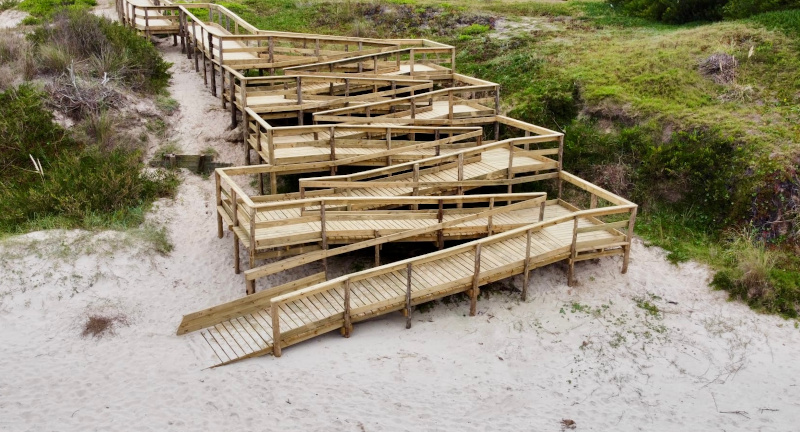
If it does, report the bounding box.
[179,198,634,366]
[116,1,638,366]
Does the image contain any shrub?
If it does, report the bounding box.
[711,228,799,317]
[0,84,76,183]
[609,0,727,23]
[1,148,179,229]
[724,0,800,19]
[609,0,800,23]
[31,9,171,93]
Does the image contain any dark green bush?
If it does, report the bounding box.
[609,0,727,23]
[0,84,76,184]
[1,148,178,231]
[609,0,800,23]
[31,9,171,93]
[0,84,178,233]
[724,0,800,18]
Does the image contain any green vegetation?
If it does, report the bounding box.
[0,85,178,234]
[18,0,97,23]
[0,0,19,12]
[610,0,800,23]
[30,9,171,93]
[0,8,178,237]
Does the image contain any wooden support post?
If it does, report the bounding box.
[178,11,185,52]
[192,20,199,71]
[568,217,579,286]
[522,229,532,301]
[539,200,546,222]
[144,8,149,38]
[405,263,413,329]
[329,126,336,175]
[412,163,419,210]
[557,134,564,199]
[271,303,281,357]
[215,171,223,238]
[343,279,352,337]
[470,244,481,316]
[268,36,274,63]
[320,200,328,278]
[437,199,444,250]
[434,130,440,156]
[266,129,277,193]
[621,207,637,274]
[590,194,598,209]
[487,197,494,236]
[374,230,380,267]
[208,33,216,97]
[385,127,392,167]
[233,232,240,275]
[248,207,256,270]
[229,72,237,126]
[448,91,454,120]
[457,153,464,207]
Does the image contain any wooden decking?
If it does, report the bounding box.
[117,2,638,366]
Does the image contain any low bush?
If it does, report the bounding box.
[31,9,171,93]
[711,228,799,317]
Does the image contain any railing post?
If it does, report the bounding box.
[448,90,454,120]
[621,207,638,274]
[405,263,413,329]
[271,303,281,357]
[320,200,329,278]
[229,71,236,127]
[343,279,352,337]
[539,200,546,222]
[522,229,532,301]
[507,141,514,204]
[231,190,240,275]
[470,244,481,316]
[215,170,223,238]
[329,126,337,175]
[437,199,444,249]
[374,230,380,266]
[412,163,419,210]
[557,135,564,199]
[385,127,392,167]
[590,194,598,209]
[567,217,579,286]
[267,129,277,194]
[208,33,217,97]
[248,206,257,270]
[487,197,494,236]
[457,153,464,206]
[268,36,274,63]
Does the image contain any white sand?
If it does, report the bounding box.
[0,8,27,28]
[2,11,800,432]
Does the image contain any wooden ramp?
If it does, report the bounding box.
[179,201,634,367]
